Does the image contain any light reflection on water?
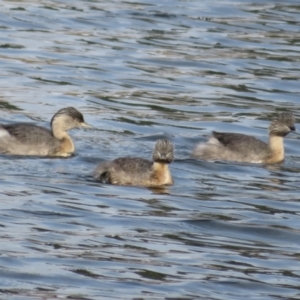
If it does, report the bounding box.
[0,0,300,299]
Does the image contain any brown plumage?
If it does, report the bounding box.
[0,107,90,157]
[192,112,295,164]
[93,139,174,187]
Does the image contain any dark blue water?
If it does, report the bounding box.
[0,0,300,299]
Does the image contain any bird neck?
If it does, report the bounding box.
[52,125,75,156]
[152,162,173,185]
[267,134,284,163]
[52,126,68,140]
[51,116,67,138]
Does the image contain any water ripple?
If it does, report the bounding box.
[0,0,300,299]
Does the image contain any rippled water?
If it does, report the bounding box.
[1,0,300,299]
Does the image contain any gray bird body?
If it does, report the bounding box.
[0,107,90,157]
[193,131,269,163]
[0,124,60,156]
[94,157,154,186]
[94,139,174,187]
[192,112,295,164]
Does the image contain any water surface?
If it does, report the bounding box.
[0,0,300,299]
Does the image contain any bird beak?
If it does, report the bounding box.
[80,122,92,128]
[290,127,300,135]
